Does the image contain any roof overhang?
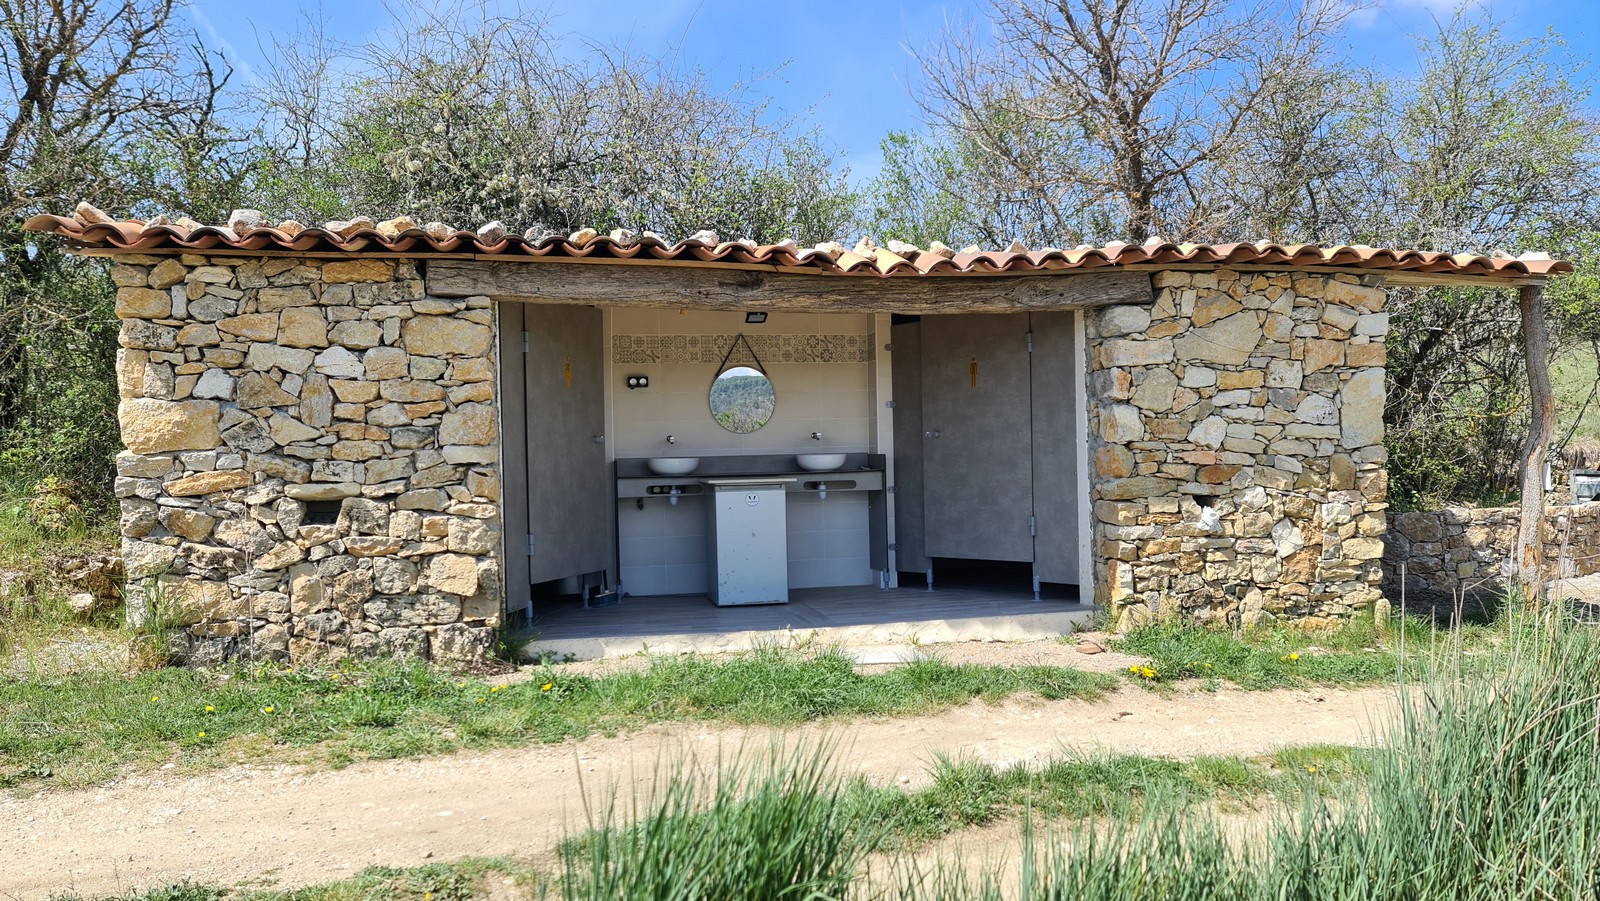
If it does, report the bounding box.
[22,204,1572,290]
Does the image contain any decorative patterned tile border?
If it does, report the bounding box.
[612,334,873,365]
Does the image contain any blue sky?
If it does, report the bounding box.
[189,0,1599,186]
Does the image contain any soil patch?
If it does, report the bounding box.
[0,683,1396,899]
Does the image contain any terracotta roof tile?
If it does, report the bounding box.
[20,203,1573,282]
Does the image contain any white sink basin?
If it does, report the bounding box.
[647,457,700,476]
[796,453,847,472]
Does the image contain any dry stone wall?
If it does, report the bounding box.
[1087,270,1389,629]
[111,254,502,664]
[1385,502,1600,601]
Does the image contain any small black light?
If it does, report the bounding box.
[744,312,768,324]
[626,375,649,389]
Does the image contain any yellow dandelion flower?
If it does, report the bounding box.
[1289,653,1300,661]
[198,731,206,739]
[491,685,502,693]
[541,682,553,692]
[476,697,486,704]
[150,695,159,702]
[205,705,215,713]
[262,706,274,714]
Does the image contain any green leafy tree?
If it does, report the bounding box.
[0,0,244,503]
[250,3,856,243]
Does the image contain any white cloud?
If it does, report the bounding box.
[186,3,259,88]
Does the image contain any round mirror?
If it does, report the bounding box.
[710,366,776,434]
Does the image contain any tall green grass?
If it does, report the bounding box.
[911,610,1600,899]
[558,742,879,900]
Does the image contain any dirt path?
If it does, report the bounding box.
[0,684,1399,900]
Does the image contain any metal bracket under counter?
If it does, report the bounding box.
[615,452,886,499]
[617,470,884,499]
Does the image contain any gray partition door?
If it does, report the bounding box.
[920,314,1035,563]
[889,321,930,572]
[524,305,610,584]
[1028,312,1080,583]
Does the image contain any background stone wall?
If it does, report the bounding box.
[1086,270,1389,629]
[1385,502,1600,602]
[111,254,502,664]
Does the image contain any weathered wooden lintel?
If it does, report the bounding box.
[424,259,1156,313]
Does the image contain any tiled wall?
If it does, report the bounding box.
[609,309,879,596]
[617,491,876,597]
[785,492,876,589]
[607,310,876,456]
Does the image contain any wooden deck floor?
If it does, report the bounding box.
[522,582,1093,660]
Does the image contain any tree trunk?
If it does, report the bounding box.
[1515,283,1555,607]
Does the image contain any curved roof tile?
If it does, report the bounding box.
[21,205,1573,281]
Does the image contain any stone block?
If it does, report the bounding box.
[313,346,364,378]
[1094,445,1135,479]
[402,317,493,357]
[330,320,384,349]
[218,313,278,341]
[1346,342,1386,367]
[380,379,446,403]
[191,369,235,400]
[442,445,498,465]
[1096,305,1152,337]
[117,287,171,319]
[164,470,251,505]
[1188,415,1227,448]
[1302,338,1344,374]
[1354,313,1389,337]
[279,307,329,348]
[1100,476,1171,501]
[1191,295,1242,327]
[256,286,314,311]
[447,516,498,554]
[439,402,497,445]
[323,260,395,283]
[1340,368,1385,448]
[1101,338,1175,367]
[119,399,220,453]
[1174,311,1260,366]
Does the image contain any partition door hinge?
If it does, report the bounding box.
[521,332,530,353]
[526,534,536,557]
[1029,515,1038,537]
[1025,332,1034,354]
[885,485,896,494]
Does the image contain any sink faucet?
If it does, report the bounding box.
[810,431,823,441]
[666,435,676,445]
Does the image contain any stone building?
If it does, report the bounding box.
[24,205,1570,662]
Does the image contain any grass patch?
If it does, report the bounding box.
[0,648,1115,793]
[51,857,537,900]
[839,745,1370,847]
[1109,614,1494,689]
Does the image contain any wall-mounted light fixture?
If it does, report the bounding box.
[626,375,649,389]
[744,312,768,324]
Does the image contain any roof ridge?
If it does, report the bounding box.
[17,202,1574,281]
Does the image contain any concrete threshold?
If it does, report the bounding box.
[518,607,1095,662]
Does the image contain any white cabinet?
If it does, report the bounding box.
[704,478,794,605]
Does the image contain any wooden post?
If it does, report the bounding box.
[1515,282,1555,607]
